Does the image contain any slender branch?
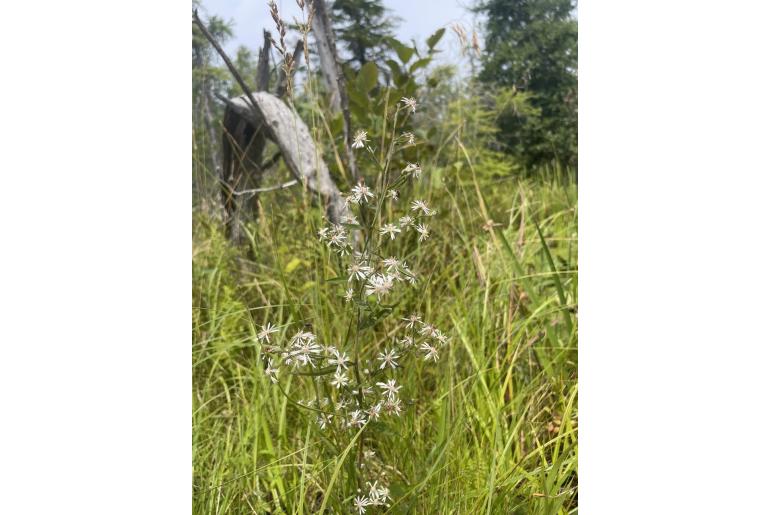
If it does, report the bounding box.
[192,9,260,116]
[232,179,299,197]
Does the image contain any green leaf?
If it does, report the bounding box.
[385,59,402,78]
[410,57,432,72]
[534,219,573,334]
[387,37,414,64]
[397,46,414,64]
[347,87,369,110]
[357,61,379,93]
[426,28,445,50]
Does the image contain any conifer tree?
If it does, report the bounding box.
[476,0,577,169]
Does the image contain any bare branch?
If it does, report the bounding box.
[192,9,260,115]
[232,179,299,197]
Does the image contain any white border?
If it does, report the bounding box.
[580,0,770,512]
[1,1,190,512]
[2,0,770,512]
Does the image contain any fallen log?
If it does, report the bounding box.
[223,91,350,225]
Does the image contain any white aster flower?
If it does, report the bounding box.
[317,413,332,429]
[402,162,422,179]
[416,223,430,242]
[365,273,394,300]
[297,344,323,367]
[376,378,402,399]
[326,225,348,247]
[387,189,399,201]
[379,223,401,240]
[377,348,400,370]
[383,397,403,417]
[328,349,350,371]
[290,329,316,345]
[366,401,382,421]
[410,199,433,215]
[402,313,422,329]
[399,335,414,347]
[367,480,391,505]
[350,182,375,204]
[330,370,349,389]
[341,213,360,225]
[399,215,414,228]
[382,257,400,272]
[353,495,371,514]
[257,322,279,343]
[400,96,417,113]
[347,260,373,282]
[352,130,369,149]
[361,385,374,396]
[264,358,279,384]
[420,342,439,362]
[419,323,438,337]
[348,409,367,427]
[344,288,354,302]
[402,131,416,145]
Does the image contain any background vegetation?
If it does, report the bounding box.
[193,0,577,512]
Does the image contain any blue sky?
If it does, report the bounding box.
[199,0,479,61]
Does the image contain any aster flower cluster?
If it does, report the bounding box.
[256,315,448,428]
[258,97,451,514]
[353,480,392,513]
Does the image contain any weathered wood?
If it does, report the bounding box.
[225,91,349,224]
[276,40,304,98]
[256,30,271,92]
[309,0,359,181]
[310,0,341,112]
[195,8,350,241]
[221,106,266,242]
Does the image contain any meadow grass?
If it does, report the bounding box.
[192,162,577,513]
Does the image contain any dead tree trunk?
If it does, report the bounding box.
[220,29,280,243]
[193,9,349,244]
[309,0,359,182]
[223,92,349,224]
[256,30,271,92]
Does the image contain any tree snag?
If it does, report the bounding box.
[309,0,359,182]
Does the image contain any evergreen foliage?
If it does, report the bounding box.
[477,0,578,170]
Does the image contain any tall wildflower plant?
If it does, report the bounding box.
[256,97,449,512]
